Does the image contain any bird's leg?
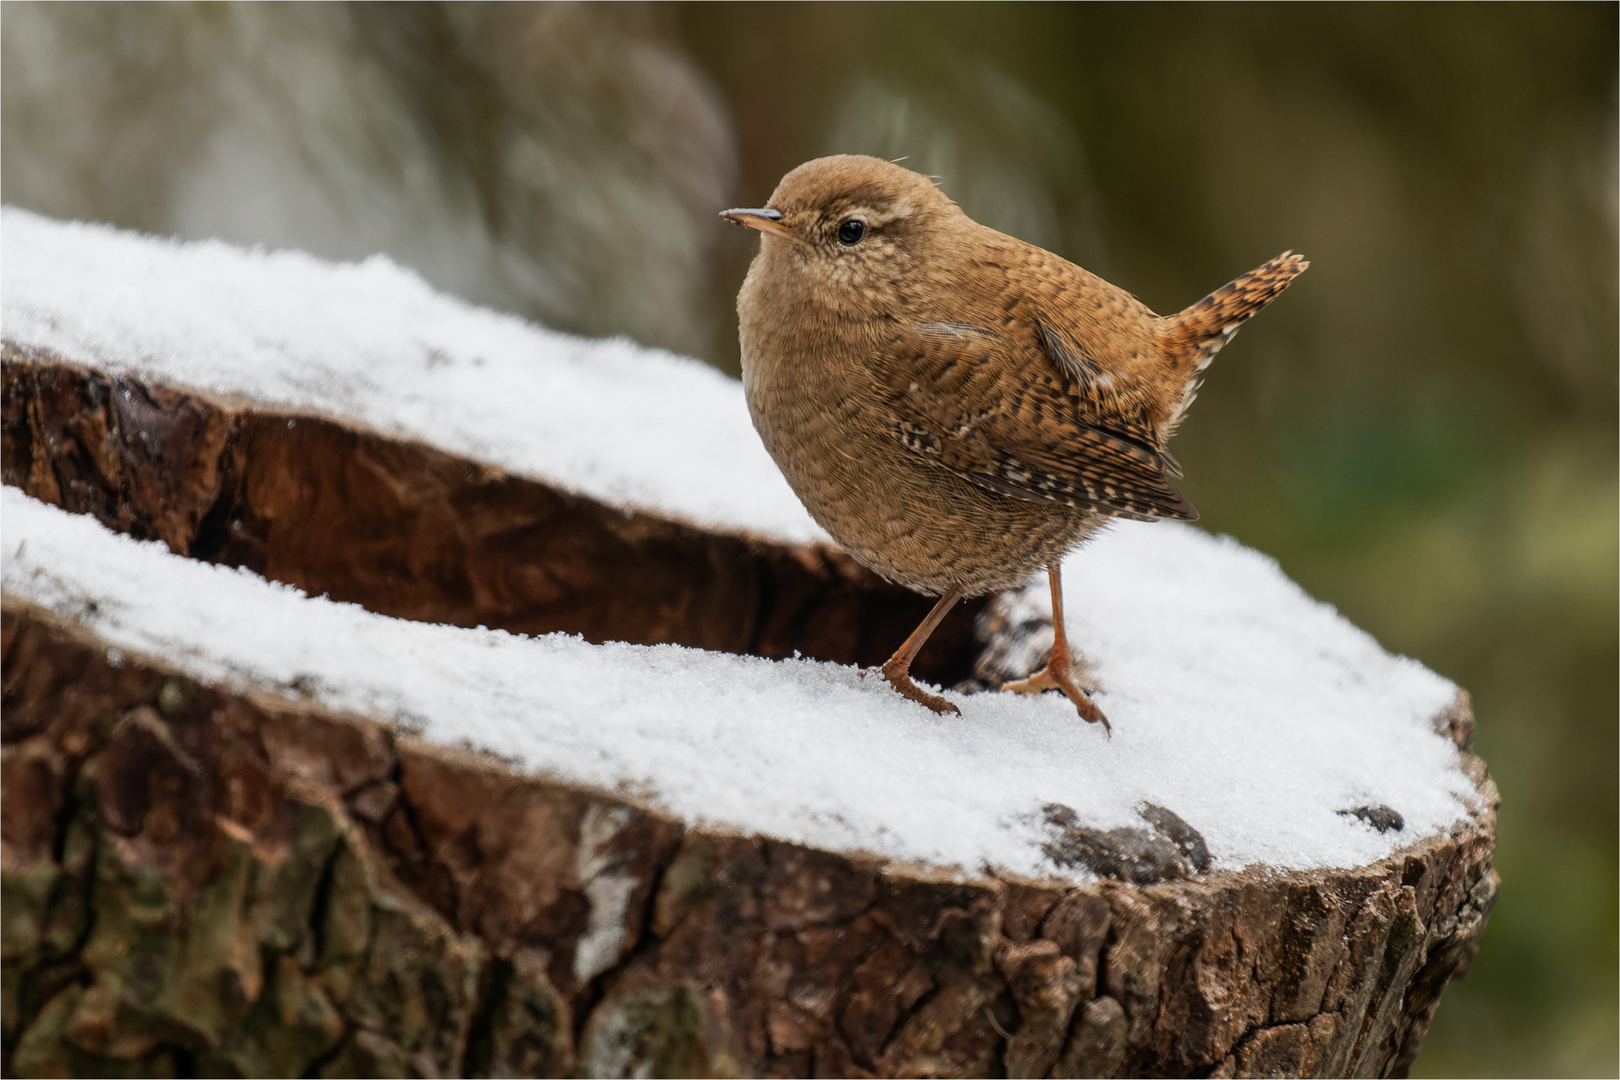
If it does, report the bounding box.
[1002,565,1111,733]
[879,585,964,716]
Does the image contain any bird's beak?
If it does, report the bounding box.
[720,207,797,241]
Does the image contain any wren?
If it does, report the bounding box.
[723,155,1306,727]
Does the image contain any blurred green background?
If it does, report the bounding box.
[3,3,1614,1074]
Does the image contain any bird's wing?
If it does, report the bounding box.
[871,321,1198,521]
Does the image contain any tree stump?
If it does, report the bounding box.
[2,355,1497,1080]
[0,211,1498,1078]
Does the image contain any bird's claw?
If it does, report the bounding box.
[881,664,961,716]
[1003,663,1111,734]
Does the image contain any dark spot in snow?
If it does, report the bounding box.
[1139,803,1211,871]
[1039,801,1210,883]
[1339,805,1404,833]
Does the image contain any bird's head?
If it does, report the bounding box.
[722,155,961,313]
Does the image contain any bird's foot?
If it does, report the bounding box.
[1003,661,1111,734]
[880,661,961,716]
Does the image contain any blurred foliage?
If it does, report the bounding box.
[0,1,736,358]
[1,2,1614,1075]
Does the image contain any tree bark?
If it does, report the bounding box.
[0,349,988,685]
[0,607,1498,1079]
[0,351,1499,1078]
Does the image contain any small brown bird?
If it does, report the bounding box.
[723,155,1306,728]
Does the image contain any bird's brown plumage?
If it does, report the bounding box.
[725,155,1306,719]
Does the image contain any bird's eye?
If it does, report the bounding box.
[836,219,866,245]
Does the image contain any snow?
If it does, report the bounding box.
[0,208,1480,880]
[0,207,825,544]
[2,489,1477,880]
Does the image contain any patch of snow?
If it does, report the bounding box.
[2,489,1478,879]
[0,207,825,544]
[573,804,638,984]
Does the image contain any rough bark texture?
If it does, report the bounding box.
[1,607,1498,1079]
[1,349,1500,1077]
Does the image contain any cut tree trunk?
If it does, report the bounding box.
[0,350,985,685]
[0,352,1499,1079]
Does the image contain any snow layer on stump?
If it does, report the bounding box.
[0,207,826,544]
[1,208,1477,880]
[3,489,1477,880]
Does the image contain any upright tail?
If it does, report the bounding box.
[1168,251,1308,375]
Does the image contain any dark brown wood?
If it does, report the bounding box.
[0,348,985,685]
[0,606,1498,1078]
